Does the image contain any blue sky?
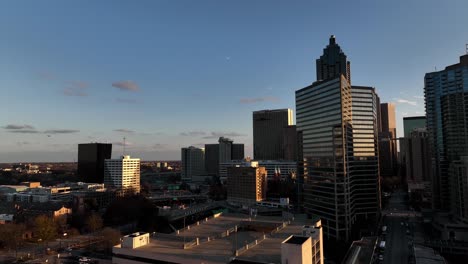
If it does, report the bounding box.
[1,0,467,162]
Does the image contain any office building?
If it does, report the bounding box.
[253,109,294,160]
[77,143,112,183]
[219,160,297,182]
[112,215,322,264]
[104,155,140,194]
[283,125,299,161]
[204,144,219,176]
[316,35,351,83]
[204,138,244,176]
[231,143,245,160]
[297,76,353,241]
[425,53,468,211]
[425,53,468,240]
[226,161,267,205]
[401,128,431,183]
[379,103,398,176]
[449,156,468,225]
[350,86,380,223]
[403,116,426,138]
[181,146,205,182]
[218,137,233,163]
[296,36,380,241]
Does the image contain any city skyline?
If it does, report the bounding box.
[1,1,468,162]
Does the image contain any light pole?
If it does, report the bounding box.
[59,233,67,250]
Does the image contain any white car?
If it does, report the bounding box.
[79,257,91,262]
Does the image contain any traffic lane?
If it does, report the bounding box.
[383,217,408,264]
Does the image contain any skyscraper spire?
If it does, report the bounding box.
[316,35,351,83]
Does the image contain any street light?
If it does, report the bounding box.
[59,233,67,250]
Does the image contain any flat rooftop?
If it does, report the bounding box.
[342,237,378,264]
[283,236,309,245]
[113,213,318,264]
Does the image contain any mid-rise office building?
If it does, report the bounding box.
[403,116,426,138]
[226,161,267,205]
[104,155,140,194]
[204,138,244,176]
[181,146,205,182]
[218,137,233,163]
[253,109,294,160]
[219,160,297,182]
[283,125,299,161]
[77,143,112,183]
[400,128,431,183]
[379,103,398,176]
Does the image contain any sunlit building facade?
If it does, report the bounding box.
[104,155,140,194]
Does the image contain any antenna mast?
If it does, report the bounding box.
[123,137,126,156]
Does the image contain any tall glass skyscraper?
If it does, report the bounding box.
[296,36,380,242]
[425,54,468,216]
[296,75,353,241]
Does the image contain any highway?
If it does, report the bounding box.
[382,189,411,264]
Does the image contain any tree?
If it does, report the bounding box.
[34,215,57,242]
[85,214,103,233]
[0,223,26,251]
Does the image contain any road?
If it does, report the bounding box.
[382,189,411,264]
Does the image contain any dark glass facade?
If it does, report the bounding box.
[77,143,112,183]
[316,35,351,83]
[296,36,380,242]
[296,76,354,241]
[253,109,293,160]
[425,54,468,213]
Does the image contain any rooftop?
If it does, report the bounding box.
[283,235,309,245]
[342,237,378,264]
[113,213,319,264]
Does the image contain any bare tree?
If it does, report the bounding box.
[34,215,57,242]
[85,214,103,233]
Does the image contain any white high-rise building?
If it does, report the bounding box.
[104,155,140,194]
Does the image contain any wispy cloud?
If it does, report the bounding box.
[239,96,279,104]
[112,80,139,92]
[16,141,31,146]
[3,124,39,133]
[114,141,133,147]
[395,98,418,106]
[115,98,138,104]
[114,129,135,134]
[3,124,79,135]
[8,130,40,134]
[3,124,35,130]
[180,131,206,137]
[202,131,246,139]
[153,143,168,149]
[413,95,424,99]
[63,81,89,97]
[44,129,80,134]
